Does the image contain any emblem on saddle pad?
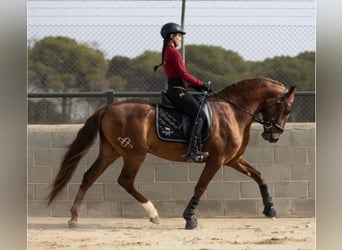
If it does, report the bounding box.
[117,137,133,149]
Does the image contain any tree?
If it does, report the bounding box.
[250,52,315,90]
[28,36,109,121]
[185,45,251,90]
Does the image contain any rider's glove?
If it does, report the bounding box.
[202,81,213,93]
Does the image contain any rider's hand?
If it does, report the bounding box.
[202,81,213,93]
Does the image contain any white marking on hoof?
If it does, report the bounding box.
[141,201,159,224]
[149,215,160,224]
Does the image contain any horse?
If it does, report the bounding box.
[48,76,296,230]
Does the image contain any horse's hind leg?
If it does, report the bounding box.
[226,157,276,218]
[117,155,160,224]
[68,143,120,227]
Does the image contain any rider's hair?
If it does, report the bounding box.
[153,38,169,72]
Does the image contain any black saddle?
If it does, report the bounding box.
[156,92,212,143]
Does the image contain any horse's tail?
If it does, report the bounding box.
[48,106,107,206]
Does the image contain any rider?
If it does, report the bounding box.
[154,22,212,162]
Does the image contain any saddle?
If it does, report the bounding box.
[156,92,212,143]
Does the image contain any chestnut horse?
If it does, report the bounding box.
[48,76,296,229]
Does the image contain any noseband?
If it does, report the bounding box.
[213,88,289,133]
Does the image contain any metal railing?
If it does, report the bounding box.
[28,91,315,124]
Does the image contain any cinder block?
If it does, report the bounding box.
[84,183,104,200]
[155,164,188,182]
[35,149,66,167]
[68,183,103,201]
[96,166,120,184]
[135,164,156,182]
[240,182,260,198]
[257,164,291,181]
[275,182,308,198]
[224,200,257,217]
[247,129,258,146]
[52,131,76,148]
[28,167,51,183]
[243,146,274,164]
[121,200,147,218]
[172,183,196,200]
[274,147,307,164]
[86,200,120,218]
[28,201,51,217]
[197,200,223,217]
[52,201,86,217]
[291,129,315,146]
[206,182,239,200]
[138,183,172,200]
[104,183,136,201]
[52,166,87,184]
[292,199,315,216]
[28,131,51,149]
[223,166,252,181]
[35,183,55,201]
[291,165,315,181]
[156,200,188,217]
[190,165,223,182]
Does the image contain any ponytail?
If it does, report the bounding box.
[154,38,169,72]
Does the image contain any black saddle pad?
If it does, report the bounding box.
[156,101,212,143]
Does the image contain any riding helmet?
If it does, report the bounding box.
[160,22,186,39]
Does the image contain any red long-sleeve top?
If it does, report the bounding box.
[163,44,203,88]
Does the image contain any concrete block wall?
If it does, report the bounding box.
[28,123,315,218]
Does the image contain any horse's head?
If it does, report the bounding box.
[261,86,296,143]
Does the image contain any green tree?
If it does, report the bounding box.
[250,51,315,90]
[28,36,110,121]
[111,51,166,92]
[185,45,251,90]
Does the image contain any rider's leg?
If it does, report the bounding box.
[166,86,209,162]
[186,114,209,162]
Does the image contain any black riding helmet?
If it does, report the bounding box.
[160,22,186,39]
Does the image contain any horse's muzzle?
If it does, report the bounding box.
[262,132,279,143]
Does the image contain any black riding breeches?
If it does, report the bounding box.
[166,78,206,138]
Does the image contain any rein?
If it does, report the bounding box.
[212,89,288,133]
[212,92,265,125]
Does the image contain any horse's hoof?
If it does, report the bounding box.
[149,215,160,224]
[185,217,198,230]
[68,219,77,228]
[263,206,277,218]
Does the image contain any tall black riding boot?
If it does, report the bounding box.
[186,117,209,162]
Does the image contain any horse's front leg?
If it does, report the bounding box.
[183,160,222,229]
[227,157,276,218]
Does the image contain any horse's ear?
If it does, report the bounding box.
[286,86,296,98]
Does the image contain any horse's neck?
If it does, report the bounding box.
[219,87,262,114]
[220,81,283,114]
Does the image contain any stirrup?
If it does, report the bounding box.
[186,151,209,163]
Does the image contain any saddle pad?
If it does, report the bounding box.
[156,103,212,143]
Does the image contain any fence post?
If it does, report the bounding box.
[106,90,114,104]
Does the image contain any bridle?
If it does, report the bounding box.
[212,88,289,134]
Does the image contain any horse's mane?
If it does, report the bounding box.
[216,76,284,96]
[114,98,155,106]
